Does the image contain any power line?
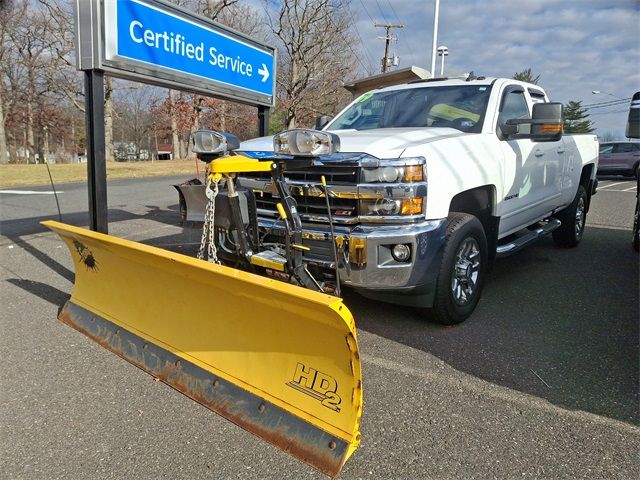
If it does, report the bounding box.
[385,0,417,60]
[325,15,370,75]
[582,98,631,108]
[346,6,378,72]
[358,0,376,24]
[588,109,629,116]
[374,0,388,23]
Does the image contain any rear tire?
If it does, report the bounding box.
[633,178,639,252]
[431,213,488,325]
[552,185,587,248]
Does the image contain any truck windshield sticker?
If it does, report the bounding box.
[356,93,373,104]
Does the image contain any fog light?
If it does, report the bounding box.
[391,244,411,262]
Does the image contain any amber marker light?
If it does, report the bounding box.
[403,165,424,182]
[400,198,423,215]
[541,124,562,133]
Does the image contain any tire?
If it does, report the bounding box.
[633,179,639,252]
[552,185,587,248]
[431,213,488,325]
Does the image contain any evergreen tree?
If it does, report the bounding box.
[513,68,540,84]
[563,100,595,133]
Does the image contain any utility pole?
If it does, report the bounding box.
[375,23,404,73]
[430,0,440,76]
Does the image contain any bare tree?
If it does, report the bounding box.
[5,1,57,161]
[267,0,356,129]
[0,1,21,163]
[39,0,116,160]
[114,85,161,159]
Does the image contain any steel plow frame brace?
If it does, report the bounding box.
[43,220,362,477]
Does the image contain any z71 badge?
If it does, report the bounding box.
[286,363,342,412]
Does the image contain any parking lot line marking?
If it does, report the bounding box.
[0,190,64,195]
[588,224,633,231]
[598,182,626,190]
[623,186,638,192]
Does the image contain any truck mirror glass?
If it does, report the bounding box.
[626,92,640,139]
[532,102,562,123]
[315,115,333,130]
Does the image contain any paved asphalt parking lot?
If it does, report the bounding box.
[1,174,638,479]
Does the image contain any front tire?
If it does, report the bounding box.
[552,185,587,248]
[431,213,488,325]
[633,178,639,252]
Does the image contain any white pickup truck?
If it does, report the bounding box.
[220,76,599,324]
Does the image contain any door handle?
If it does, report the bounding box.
[556,147,565,154]
[534,149,544,157]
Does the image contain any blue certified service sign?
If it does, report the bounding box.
[102,0,275,105]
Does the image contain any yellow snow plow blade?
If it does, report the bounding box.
[42,221,362,477]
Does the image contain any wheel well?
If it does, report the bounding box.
[449,186,499,258]
[580,164,594,188]
[579,164,595,211]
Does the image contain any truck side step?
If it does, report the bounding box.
[496,218,561,258]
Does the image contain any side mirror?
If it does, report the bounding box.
[626,92,640,139]
[191,130,240,162]
[505,102,563,142]
[314,115,333,130]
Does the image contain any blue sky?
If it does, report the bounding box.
[348,0,640,137]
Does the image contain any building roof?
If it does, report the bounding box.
[343,66,431,97]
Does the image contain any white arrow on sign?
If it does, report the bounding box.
[258,63,269,82]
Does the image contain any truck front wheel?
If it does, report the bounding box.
[431,213,488,325]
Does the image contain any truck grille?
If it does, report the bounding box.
[240,165,360,224]
[247,165,358,184]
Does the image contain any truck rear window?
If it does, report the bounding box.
[328,85,493,133]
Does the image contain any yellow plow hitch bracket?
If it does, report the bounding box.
[208,153,273,174]
[42,221,362,477]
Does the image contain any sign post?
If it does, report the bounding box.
[84,70,108,233]
[76,0,277,231]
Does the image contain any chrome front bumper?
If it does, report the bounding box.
[259,217,448,306]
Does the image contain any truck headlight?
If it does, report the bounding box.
[362,164,424,183]
[273,129,340,156]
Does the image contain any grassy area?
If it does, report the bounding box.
[0,159,203,188]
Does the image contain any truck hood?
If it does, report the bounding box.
[239,128,467,159]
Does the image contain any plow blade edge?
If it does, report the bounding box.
[43,221,362,477]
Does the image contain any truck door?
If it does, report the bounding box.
[529,87,565,213]
[497,85,548,235]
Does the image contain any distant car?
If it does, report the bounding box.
[597,141,640,177]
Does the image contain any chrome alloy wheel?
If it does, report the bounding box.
[451,238,481,306]
[575,196,586,239]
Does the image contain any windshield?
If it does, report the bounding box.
[328,85,493,133]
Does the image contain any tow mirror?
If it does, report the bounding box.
[505,102,563,142]
[314,115,333,130]
[626,92,640,139]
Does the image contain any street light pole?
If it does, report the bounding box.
[437,46,448,76]
[430,0,440,77]
[592,90,624,100]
